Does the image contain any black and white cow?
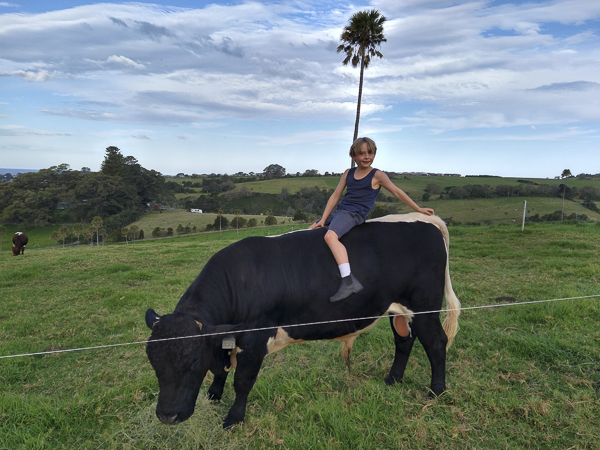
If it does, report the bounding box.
[145,214,460,428]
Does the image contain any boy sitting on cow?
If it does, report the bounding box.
[310,137,434,302]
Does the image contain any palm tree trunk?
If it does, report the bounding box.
[351,57,365,168]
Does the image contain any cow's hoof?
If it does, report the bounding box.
[223,417,243,430]
[426,388,446,399]
[206,391,222,402]
[384,375,402,386]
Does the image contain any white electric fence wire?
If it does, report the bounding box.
[1,294,598,360]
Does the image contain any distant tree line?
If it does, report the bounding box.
[4,155,600,233]
[0,146,174,232]
[527,211,590,223]
[171,165,342,183]
[180,184,403,221]
[423,182,600,203]
[182,185,335,218]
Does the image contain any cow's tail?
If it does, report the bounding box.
[367,214,461,348]
[439,219,460,349]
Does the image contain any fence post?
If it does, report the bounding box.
[522,200,527,231]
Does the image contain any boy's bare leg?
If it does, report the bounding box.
[324,230,363,302]
[324,230,349,265]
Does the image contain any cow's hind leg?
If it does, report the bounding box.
[412,313,448,397]
[385,316,416,386]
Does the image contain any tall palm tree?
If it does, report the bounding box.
[217,209,224,236]
[91,216,103,245]
[337,9,387,163]
[234,209,241,239]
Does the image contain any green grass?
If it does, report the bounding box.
[1,223,599,449]
[0,225,68,252]
[418,197,600,224]
[0,216,300,254]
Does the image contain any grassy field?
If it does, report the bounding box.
[171,174,600,224]
[132,198,600,232]
[1,221,599,449]
[2,199,599,256]
[129,210,295,233]
[0,215,299,254]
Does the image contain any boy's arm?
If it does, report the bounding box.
[309,170,349,229]
[374,171,434,216]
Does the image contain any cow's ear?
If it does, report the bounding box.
[145,309,162,329]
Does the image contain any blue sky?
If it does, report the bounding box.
[1,0,599,177]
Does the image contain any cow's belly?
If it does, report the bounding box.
[265,302,413,355]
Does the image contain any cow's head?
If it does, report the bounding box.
[145,309,237,425]
[11,246,19,256]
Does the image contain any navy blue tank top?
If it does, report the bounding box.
[338,167,381,219]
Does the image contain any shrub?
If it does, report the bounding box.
[293,209,308,222]
[265,215,277,226]
[231,217,247,228]
[368,204,397,219]
[213,216,229,230]
[106,229,124,243]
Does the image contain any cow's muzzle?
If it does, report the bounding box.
[157,412,182,425]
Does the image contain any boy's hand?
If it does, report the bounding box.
[419,207,434,216]
[309,219,324,229]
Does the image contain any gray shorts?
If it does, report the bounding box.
[325,209,365,238]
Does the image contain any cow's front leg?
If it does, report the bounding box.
[385,316,416,386]
[207,371,228,401]
[223,339,268,429]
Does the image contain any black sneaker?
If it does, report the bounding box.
[330,274,364,302]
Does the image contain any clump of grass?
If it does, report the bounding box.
[109,398,240,450]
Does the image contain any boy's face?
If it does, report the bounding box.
[352,142,376,169]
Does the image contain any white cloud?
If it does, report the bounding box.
[0,0,599,176]
[10,69,54,82]
[106,55,146,69]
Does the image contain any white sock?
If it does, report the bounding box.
[338,263,351,278]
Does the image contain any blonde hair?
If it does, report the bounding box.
[349,137,377,157]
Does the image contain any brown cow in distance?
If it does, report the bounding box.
[12,232,28,256]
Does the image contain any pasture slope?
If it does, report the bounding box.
[0,222,599,449]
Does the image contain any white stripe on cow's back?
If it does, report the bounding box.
[367,212,444,228]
